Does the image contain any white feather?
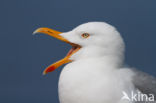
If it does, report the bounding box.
[58,22,136,103]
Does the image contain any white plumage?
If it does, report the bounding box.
[34,21,156,103]
[58,22,137,103]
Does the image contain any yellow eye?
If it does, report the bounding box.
[81,33,90,38]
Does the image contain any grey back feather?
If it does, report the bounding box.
[131,69,156,101]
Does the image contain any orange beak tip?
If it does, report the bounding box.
[42,66,56,76]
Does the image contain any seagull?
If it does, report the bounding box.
[33,22,156,103]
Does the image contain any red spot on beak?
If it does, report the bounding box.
[43,66,56,75]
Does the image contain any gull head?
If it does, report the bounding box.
[33,22,125,75]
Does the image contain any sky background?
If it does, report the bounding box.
[0,0,156,103]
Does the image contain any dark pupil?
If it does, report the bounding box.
[84,33,88,36]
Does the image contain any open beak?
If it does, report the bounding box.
[33,27,81,75]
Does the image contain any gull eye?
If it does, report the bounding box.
[81,33,90,38]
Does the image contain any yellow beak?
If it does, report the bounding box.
[33,27,69,43]
[33,27,80,75]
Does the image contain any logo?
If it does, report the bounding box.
[121,91,155,102]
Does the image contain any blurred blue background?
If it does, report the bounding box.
[0,0,156,103]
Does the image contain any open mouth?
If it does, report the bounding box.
[66,44,81,57]
[33,27,81,75]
